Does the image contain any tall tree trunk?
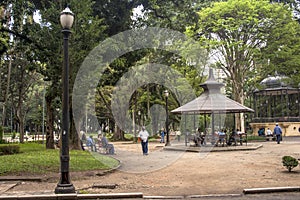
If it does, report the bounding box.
[69,107,80,150]
[19,117,25,143]
[2,55,12,128]
[233,82,245,132]
[15,83,25,143]
[114,126,125,140]
[46,96,55,149]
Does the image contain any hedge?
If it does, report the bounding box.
[0,144,20,156]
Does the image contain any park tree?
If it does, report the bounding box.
[0,0,42,142]
[189,0,300,131]
[0,0,106,148]
[120,0,215,132]
[76,0,214,139]
[262,1,300,85]
[27,0,106,149]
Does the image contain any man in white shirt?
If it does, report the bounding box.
[266,128,273,136]
[138,126,149,155]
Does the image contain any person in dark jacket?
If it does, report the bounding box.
[273,123,282,144]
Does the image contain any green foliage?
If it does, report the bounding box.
[0,143,119,176]
[282,155,298,172]
[24,0,107,148]
[139,0,218,32]
[0,140,6,144]
[0,36,8,55]
[0,144,20,155]
[270,0,300,23]
[93,0,139,36]
[189,0,300,113]
[124,133,134,140]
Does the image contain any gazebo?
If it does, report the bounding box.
[250,75,300,136]
[171,68,254,141]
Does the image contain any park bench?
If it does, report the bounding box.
[226,133,248,146]
[232,133,247,146]
[265,134,276,141]
[215,134,227,147]
[98,137,115,154]
[188,134,205,147]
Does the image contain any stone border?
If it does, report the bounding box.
[243,186,300,194]
[163,143,263,152]
[0,192,143,200]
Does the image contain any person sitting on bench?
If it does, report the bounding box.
[99,134,115,154]
[217,129,226,146]
[86,135,97,152]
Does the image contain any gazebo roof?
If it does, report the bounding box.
[171,69,254,114]
[254,75,298,95]
[260,75,290,89]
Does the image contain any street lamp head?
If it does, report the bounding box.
[164,90,169,98]
[60,7,74,29]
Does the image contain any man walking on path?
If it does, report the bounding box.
[274,123,282,144]
[139,126,149,155]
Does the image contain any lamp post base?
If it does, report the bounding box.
[55,183,76,194]
[165,141,171,146]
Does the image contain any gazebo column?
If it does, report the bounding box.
[265,90,268,120]
[276,90,280,119]
[233,113,236,131]
[271,94,275,119]
[281,89,284,118]
[253,93,256,119]
[193,113,196,133]
[211,112,215,143]
[255,93,258,120]
[184,114,187,146]
[267,93,271,120]
[286,88,289,120]
[259,94,262,119]
[264,92,267,120]
[204,114,207,131]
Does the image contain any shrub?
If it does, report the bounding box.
[0,139,6,144]
[0,144,20,155]
[282,156,298,172]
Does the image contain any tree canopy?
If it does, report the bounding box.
[189,0,300,102]
[1,0,300,145]
[188,0,300,130]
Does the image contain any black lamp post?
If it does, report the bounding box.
[164,90,171,146]
[55,7,75,194]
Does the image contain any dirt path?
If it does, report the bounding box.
[3,138,300,196]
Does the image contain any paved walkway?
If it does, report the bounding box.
[110,141,263,173]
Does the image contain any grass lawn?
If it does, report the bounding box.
[0,143,119,176]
